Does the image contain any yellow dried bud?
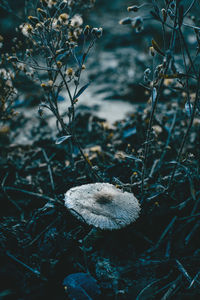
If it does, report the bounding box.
[28,16,39,24]
[82,64,86,70]
[59,13,69,24]
[66,68,74,77]
[83,25,90,35]
[35,23,43,31]
[41,83,46,88]
[56,61,62,68]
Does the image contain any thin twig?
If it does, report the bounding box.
[1,173,22,212]
[4,186,60,204]
[6,251,41,277]
[176,259,192,285]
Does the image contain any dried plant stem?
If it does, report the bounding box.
[167,69,200,189]
[141,5,180,199]
[141,63,169,198]
[52,104,102,180]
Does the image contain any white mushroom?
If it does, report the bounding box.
[64,183,141,230]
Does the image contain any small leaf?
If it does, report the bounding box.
[55,135,71,144]
[152,39,165,56]
[123,127,137,138]
[74,82,90,99]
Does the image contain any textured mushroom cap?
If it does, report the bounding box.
[64,183,141,230]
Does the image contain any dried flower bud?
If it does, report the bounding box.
[144,68,151,82]
[35,22,43,32]
[26,49,32,56]
[82,64,86,70]
[41,82,53,91]
[149,46,155,56]
[161,8,167,22]
[48,80,53,87]
[131,16,143,32]
[91,27,103,38]
[37,8,47,18]
[119,17,133,25]
[66,67,74,77]
[59,13,69,25]
[28,16,39,24]
[46,0,57,8]
[70,15,83,27]
[41,83,46,88]
[83,25,90,36]
[8,56,18,62]
[127,5,139,12]
[20,23,34,37]
[56,61,62,68]
[144,68,151,76]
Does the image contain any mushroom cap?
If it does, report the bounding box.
[64,183,141,230]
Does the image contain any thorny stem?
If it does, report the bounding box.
[167,68,200,190]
